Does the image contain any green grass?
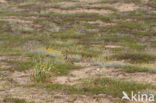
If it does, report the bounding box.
[0,0,155,102]
[103,21,152,34]
[12,61,33,71]
[83,78,152,97]
[104,62,156,73]
[28,77,152,98]
[111,52,156,63]
[38,12,113,26]
[0,48,23,56]
[84,6,118,12]
[8,0,76,4]
[99,0,142,4]
[81,33,139,46]
[31,54,81,82]
[42,0,77,3]
[125,43,146,50]
[82,23,97,29]
[3,97,34,103]
[1,59,33,71]
[52,63,81,76]
[147,0,156,8]
[69,50,100,58]
[123,65,156,73]
[52,28,82,39]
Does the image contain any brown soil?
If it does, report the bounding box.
[0,55,155,103]
[52,66,156,85]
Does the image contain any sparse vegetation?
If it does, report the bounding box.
[31,49,81,82]
[3,97,34,103]
[29,77,152,98]
[111,52,156,63]
[0,0,155,102]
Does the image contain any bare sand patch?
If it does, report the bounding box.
[87,20,116,26]
[79,0,100,3]
[49,8,112,15]
[52,66,156,85]
[117,3,139,12]
[51,67,99,85]
[0,86,117,103]
[56,2,78,8]
[10,70,31,85]
[105,45,123,49]
[22,40,42,50]
[116,72,156,85]
[0,0,6,3]
[91,3,139,12]
[0,18,32,23]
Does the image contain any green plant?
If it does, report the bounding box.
[112,52,156,63]
[3,97,34,103]
[31,56,54,82]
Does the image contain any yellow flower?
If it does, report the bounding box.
[46,71,51,75]
[147,64,152,66]
[32,69,35,73]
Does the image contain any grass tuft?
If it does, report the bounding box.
[29,77,152,98]
[3,97,34,103]
[112,52,156,63]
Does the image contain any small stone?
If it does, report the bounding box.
[98,94,107,98]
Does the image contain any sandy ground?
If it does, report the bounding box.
[0,1,155,103]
